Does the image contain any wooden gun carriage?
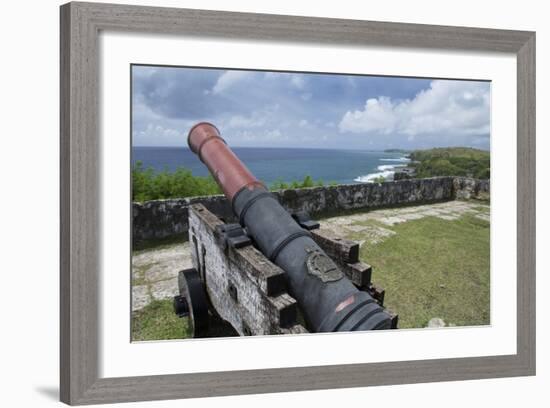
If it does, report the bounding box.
[174,203,398,337]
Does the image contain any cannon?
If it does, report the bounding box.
[174,122,394,336]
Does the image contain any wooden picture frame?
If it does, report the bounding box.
[60,2,535,404]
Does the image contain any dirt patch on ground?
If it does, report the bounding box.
[319,200,489,246]
[132,241,192,311]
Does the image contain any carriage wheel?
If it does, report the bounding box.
[174,268,210,338]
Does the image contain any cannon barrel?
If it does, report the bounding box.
[188,122,392,332]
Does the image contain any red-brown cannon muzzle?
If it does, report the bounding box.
[188,122,265,201]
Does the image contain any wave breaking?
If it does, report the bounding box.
[354,156,410,183]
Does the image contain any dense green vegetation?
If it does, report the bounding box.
[132,161,221,202]
[409,147,490,179]
[369,176,386,183]
[132,161,330,201]
[270,176,336,190]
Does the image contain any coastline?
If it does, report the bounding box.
[132,146,410,186]
[354,156,411,183]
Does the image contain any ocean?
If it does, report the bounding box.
[132,146,410,186]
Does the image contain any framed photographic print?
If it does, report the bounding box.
[60,1,535,405]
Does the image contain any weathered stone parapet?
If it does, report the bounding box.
[133,176,490,243]
[132,199,189,242]
[133,195,234,242]
[453,177,490,200]
[272,177,454,215]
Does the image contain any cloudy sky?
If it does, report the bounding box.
[132,65,490,150]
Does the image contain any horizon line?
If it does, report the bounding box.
[132,145,489,152]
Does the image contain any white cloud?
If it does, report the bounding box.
[290,75,305,89]
[226,114,266,129]
[265,129,283,140]
[264,72,307,91]
[224,105,280,130]
[132,66,157,79]
[212,71,250,94]
[338,80,490,138]
[135,124,183,142]
[235,128,286,143]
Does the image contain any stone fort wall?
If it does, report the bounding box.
[133,176,489,242]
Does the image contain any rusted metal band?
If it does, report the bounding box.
[187,121,220,143]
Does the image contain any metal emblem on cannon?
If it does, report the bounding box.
[173,123,398,337]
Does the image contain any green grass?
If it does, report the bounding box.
[131,267,148,286]
[358,214,490,328]
[132,298,239,341]
[472,205,491,213]
[132,299,191,341]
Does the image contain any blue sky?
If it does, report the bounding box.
[132,65,490,150]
